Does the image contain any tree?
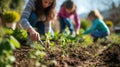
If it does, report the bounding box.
[109,2,120,26]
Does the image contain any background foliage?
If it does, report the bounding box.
[0,0,25,14]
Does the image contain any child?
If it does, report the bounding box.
[84,10,110,42]
[19,0,56,41]
[58,0,80,37]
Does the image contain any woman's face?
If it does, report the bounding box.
[42,0,53,8]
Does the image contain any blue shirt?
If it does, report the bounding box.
[84,18,110,34]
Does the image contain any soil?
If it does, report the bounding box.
[13,41,120,67]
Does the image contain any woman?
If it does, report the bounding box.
[19,0,56,41]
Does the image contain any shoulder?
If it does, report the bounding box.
[27,0,35,4]
[29,0,36,2]
[27,0,36,10]
[94,18,105,24]
[59,7,66,12]
[97,19,104,23]
[94,18,100,22]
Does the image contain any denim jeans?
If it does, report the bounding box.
[91,30,108,38]
[59,17,75,34]
[28,12,54,36]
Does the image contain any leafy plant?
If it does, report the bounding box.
[29,42,46,67]
[3,11,20,23]
[12,28,28,41]
[81,19,90,30]
[9,0,25,13]
[81,35,93,47]
[0,0,25,13]
[107,34,120,44]
[0,27,20,67]
[105,20,113,27]
[0,0,11,13]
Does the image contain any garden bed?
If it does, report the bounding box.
[13,40,120,67]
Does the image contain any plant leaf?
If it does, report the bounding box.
[9,36,20,48]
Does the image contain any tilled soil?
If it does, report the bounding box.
[13,42,120,67]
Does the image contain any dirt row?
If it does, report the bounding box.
[13,42,120,67]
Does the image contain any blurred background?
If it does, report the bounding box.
[0,0,120,32]
[0,1,120,67]
[57,0,120,27]
[56,0,120,33]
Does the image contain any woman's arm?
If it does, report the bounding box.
[20,0,35,31]
[19,0,40,41]
[84,20,98,34]
[74,10,80,35]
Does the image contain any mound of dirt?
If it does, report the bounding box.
[13,41,120,67]
[99,44,120,67]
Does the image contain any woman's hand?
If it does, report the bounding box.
[27,27,40,41]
